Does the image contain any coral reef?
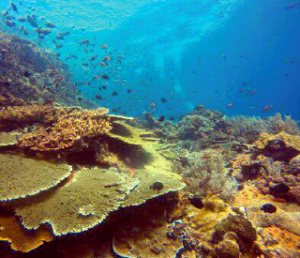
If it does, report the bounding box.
[0,31,78,106]
[176,149,238,201]
[0,98,300,258]
[19,107,111,152]
[0,153,71,201]
[14,168,137,236]
[0,211,54,252]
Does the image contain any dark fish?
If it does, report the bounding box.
[11,2,18,12]
[169,116,175,121]
[95,95,102,100]
[246,90,256,96]
[160,97,167,103]
[158,115,165,122]
[102,85,107,90]
[112,91,118,96]
[36,28,51,35]
[284,2,300,10]
[18,17,26,22]
[79,39,89,45]
[150,181,164,191]
[89,55,97,62]
[26,14,38,27]
[102,74,109,80]
[6,15,16,20]
[46,22,55,28]
[263,105,272,112]
[239,88,246,93]
[1,10,8,16]
[2,20,15,27]
[111,108,119,112]
[261,204,277,213]
[56,43,63,49]
[126,89,133,93]
[55,33,65,40]
[24,71,31,77]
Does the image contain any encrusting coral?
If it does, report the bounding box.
[0,153,72,202]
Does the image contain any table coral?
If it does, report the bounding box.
[0,131,21,147]
[0,212,54,252]
[14,168,137,236]
[0,153,72,201]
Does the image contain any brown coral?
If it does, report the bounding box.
[18,107,111,152]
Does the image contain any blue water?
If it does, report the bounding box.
[1,0,300,120]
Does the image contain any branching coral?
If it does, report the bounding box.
[18,108,111,152]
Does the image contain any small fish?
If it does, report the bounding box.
[23,28,28,35]
[102,85,107,90]
[93,75,100,80]
[79,39,89,45]
[62,31,70,36]
[263,105,272,112]
[161,98,167,103]
[101,44,108,49]
[95,95,102,100]
[46,22,55,28]
[150,102,156,110]
[284,2,300,10]
[126,89,133,93]
[2,20,15,27]
[56,43,63,49]
[1,10,9,17]
[247,90,256,96]
[18,17,26,22]
[26,14,38,27]
[112,91,118,96]
[36,28,51,35]
[239,88,246,93]
[102,74,109,80]
[6,15,15,20]
[11,2,18,12]
[158,115,165,122]
[23,71,31,77]
[227,103,234,108]
[89,55,97,62]
[55,33,65,40]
